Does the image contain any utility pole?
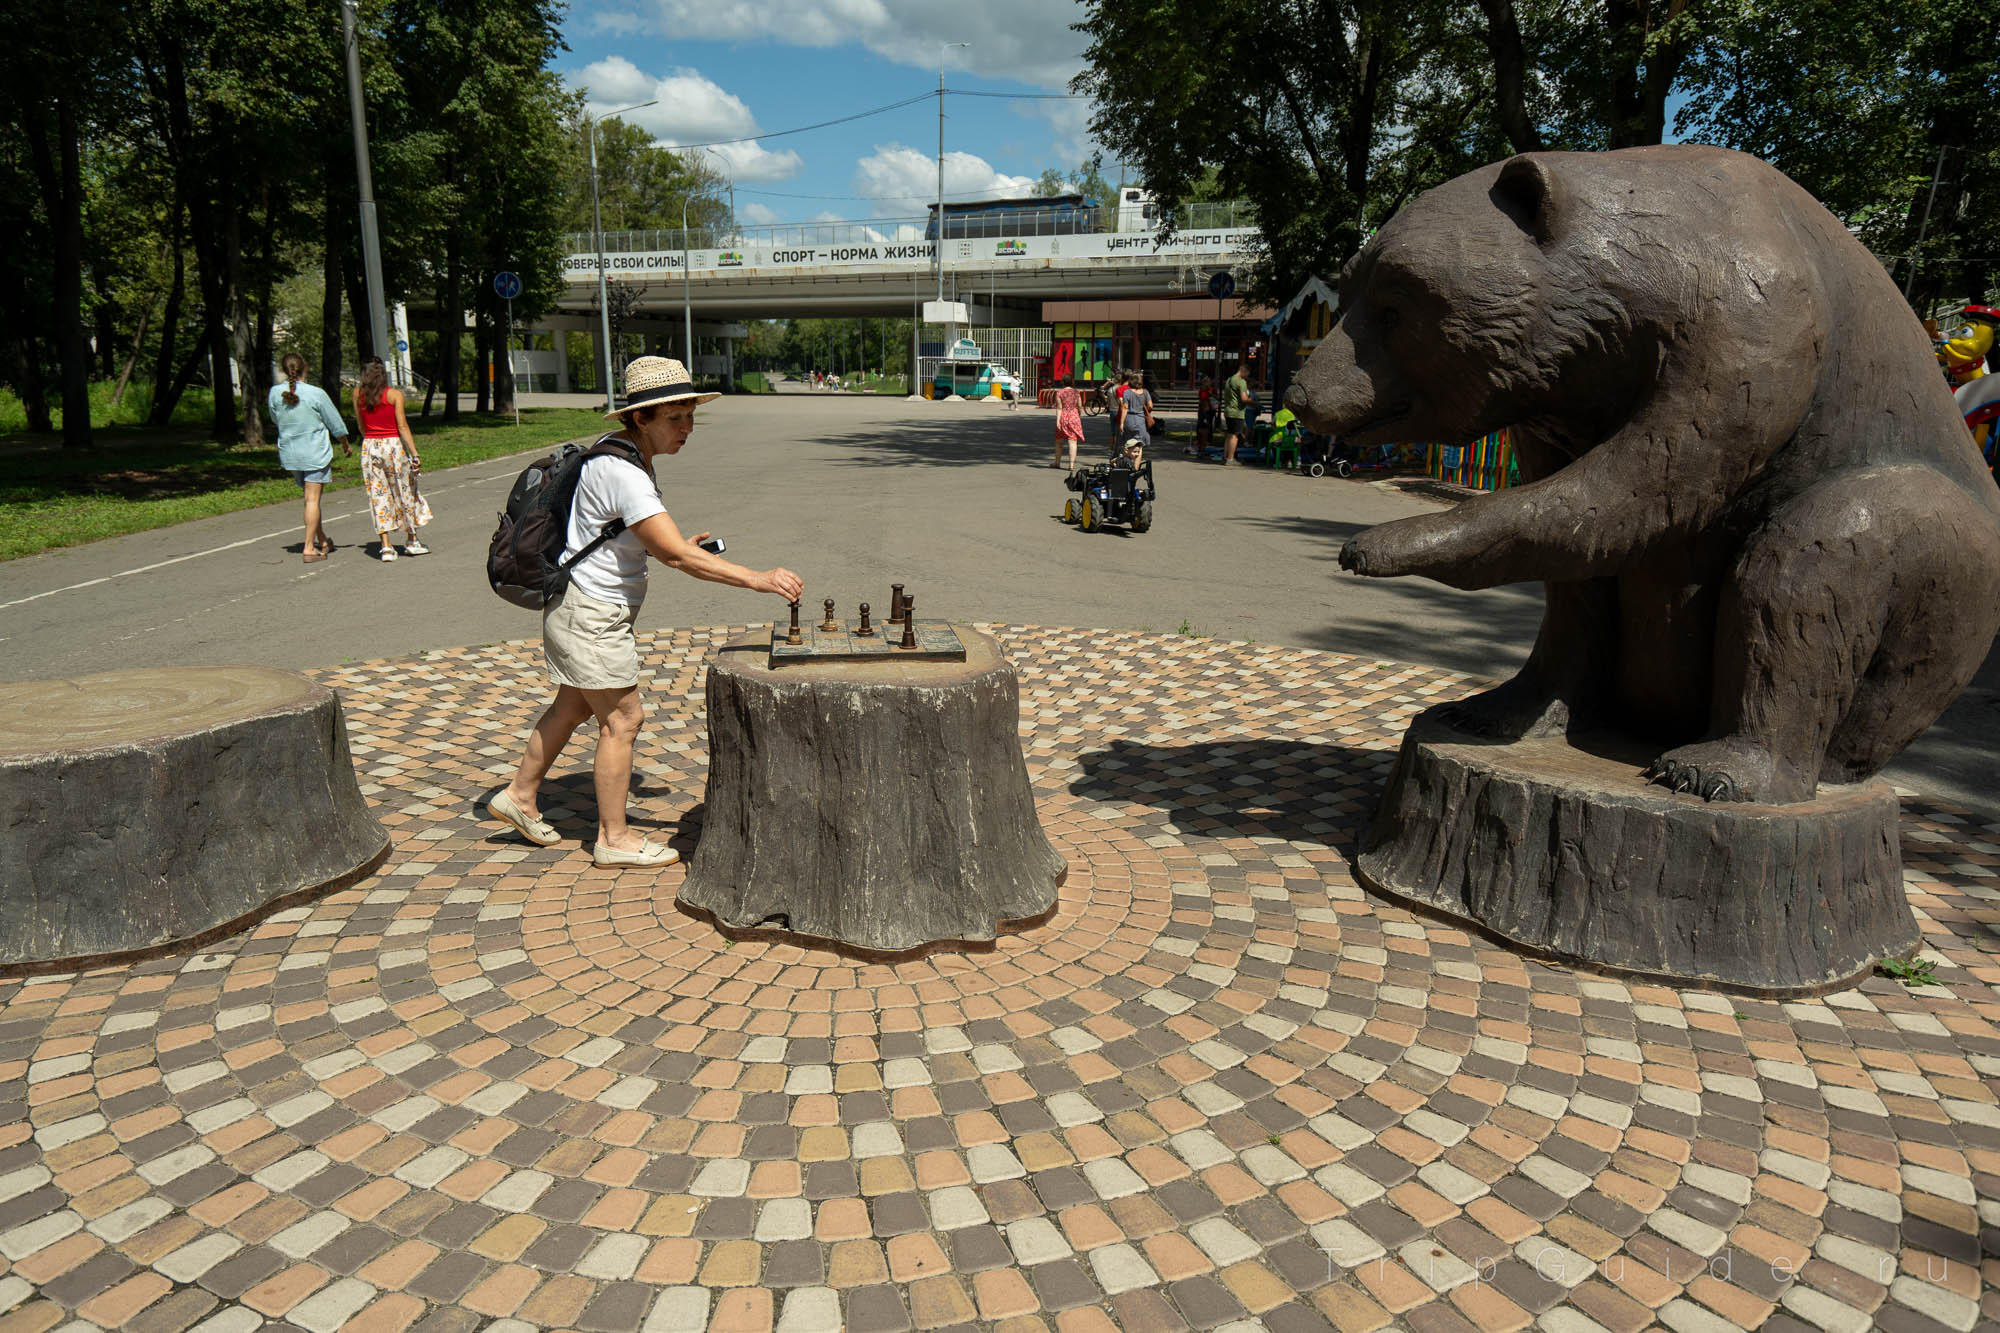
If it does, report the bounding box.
[584,99,657,409]
[339,0,392,378]
[938,42,969,348]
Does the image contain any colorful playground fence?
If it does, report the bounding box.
[1427,429,1515,490]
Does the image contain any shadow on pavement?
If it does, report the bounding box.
[1068,736,1400,862]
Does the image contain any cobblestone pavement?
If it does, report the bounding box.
[1,627,1996,1333]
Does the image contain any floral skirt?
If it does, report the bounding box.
[361,437,432,536]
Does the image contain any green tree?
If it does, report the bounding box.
[1075,0,1461,298]
[564,115,729,236]
[1677,0,1998,309]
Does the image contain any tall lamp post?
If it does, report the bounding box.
[338,0,393,378]
[584,98,657,410]
[937,42,969,349]
[683,146,726,383]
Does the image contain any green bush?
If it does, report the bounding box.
[0,382,219,434]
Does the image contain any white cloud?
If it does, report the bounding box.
[571,58,803,183]
[853,144,1035,216]
[588,0,1091,88]
[739,202,781,225]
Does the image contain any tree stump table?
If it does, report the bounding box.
[0,667,389,970]
[1356,707,1919,993]
[680,627,1063,954]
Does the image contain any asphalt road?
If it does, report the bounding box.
[4,392,1993,817]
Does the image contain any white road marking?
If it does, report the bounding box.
[0,461,522,613]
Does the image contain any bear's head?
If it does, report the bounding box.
[1288,155,1623,447]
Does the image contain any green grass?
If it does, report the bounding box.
[736,372,773,395]
[0,407,608,562]
[1879,956,1941,987]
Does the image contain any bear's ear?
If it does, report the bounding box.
[1494,155,1559,246]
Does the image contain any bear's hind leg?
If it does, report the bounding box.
[1646,466,2000,803]
[1441,578,1617,738]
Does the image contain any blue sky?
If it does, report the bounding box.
[558,0,1110,229]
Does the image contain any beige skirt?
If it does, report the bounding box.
[543,589,641,689]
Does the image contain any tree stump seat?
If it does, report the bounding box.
[681,629,1063,955]
[0,667,389,969]
[1356,708,1918,993]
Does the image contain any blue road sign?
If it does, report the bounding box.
[493,271,522,300]
[1207,271,1235,301]
[396,339,409,352]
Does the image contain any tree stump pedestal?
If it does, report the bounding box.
[681,629,1063,955]
[1355,708,1918,993]
[0,667,390,970]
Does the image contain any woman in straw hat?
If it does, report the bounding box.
[488,356,804,868]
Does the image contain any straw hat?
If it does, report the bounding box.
[606,356,719,418]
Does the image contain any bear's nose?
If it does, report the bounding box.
[1283,383,1315,416]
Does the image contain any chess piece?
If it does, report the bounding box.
[857,603,874,637]
[821,599,838,632]
[786,600,802,646]
[890,584,905,625]
[899,598,918,650]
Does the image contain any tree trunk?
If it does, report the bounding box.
[226,199,259,444]
[24,97,93,448]
[10,335,50,434]
[250,189,276,418]
[495,295,516,415]
[321,203,344,395]
[0,250,52,433]
[1477,0,1543,154]
[343,249,373,364]
[474,281,491,415]
[147,209,187,426]
[441,225,461,421]
[111,299,154,409]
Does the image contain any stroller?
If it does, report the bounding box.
[1062,457,1156,533]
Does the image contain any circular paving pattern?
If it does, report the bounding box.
[0,626,1994,1333]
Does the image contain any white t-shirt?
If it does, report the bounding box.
[563,452,666,606]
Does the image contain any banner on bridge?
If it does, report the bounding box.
[564,229,1261,279]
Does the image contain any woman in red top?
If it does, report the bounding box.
[352,359,432,561]
[1051,379,1085,471]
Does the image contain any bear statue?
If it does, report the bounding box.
[1288,146,2000,806]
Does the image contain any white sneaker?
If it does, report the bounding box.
[377,547,397,562]
[403,540,430,556]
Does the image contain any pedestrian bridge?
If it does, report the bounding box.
[552,202,1262,318]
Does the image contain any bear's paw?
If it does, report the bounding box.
[1642,738,1783,804]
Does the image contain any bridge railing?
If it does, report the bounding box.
[563,200,1258,258]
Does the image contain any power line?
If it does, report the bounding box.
[942,88,1086,100]
[630,91,934,149]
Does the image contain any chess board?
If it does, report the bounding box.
[769,619,968,663]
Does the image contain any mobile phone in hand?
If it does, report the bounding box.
[697,536,725,554]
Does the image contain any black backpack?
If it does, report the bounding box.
[486,435,647,609]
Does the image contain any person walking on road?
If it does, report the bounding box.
[1052,379,1085,471]
[352,358,431,561]
[1116,371,1154,456]
[488,356,805,869]
[268,352,351,562]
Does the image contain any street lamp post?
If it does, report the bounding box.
[937,42,969,348]
[338,0,393,377]
[683,146,726,387]
[585,98,657,411]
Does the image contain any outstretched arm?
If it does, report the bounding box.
[1344,388,1808,589]
[630,512,803,600]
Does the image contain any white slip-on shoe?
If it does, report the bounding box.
[487,791,561,846]
[592,840,680,869]
[403,540,430,556]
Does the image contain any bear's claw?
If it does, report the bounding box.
[1641,756,1745,803]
